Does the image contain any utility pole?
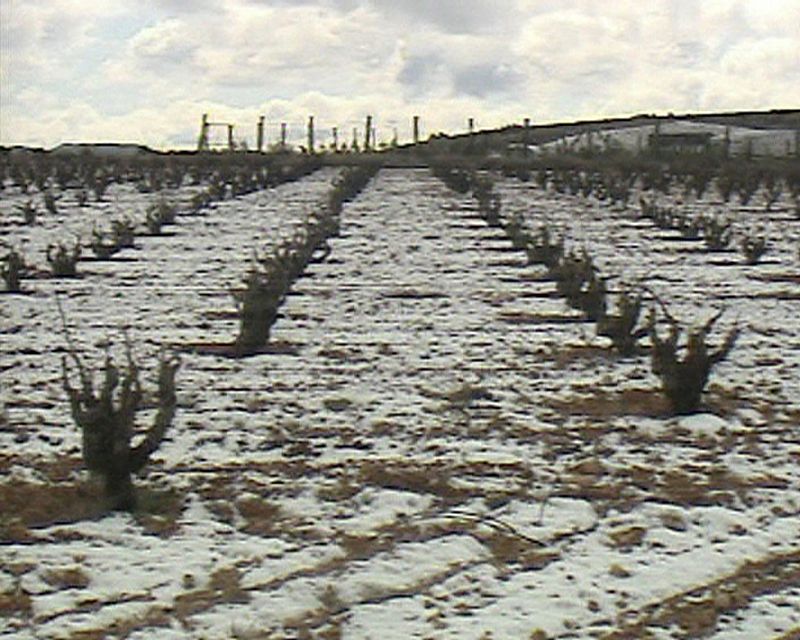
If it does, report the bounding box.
[227,124,234,151]
[413,115,420,145]
[280,122,287,150]
[332,127,339,151]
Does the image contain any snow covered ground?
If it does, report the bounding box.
[1,167,799,639]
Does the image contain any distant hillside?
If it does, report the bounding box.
[413,108,800,156]
[50,143,155,158]
[1,142,156,160]
[690,109,800,129]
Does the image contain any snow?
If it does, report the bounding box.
[678,413,730,437]
[2,166,799,638]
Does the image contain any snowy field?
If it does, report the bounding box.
[1,166,799,639]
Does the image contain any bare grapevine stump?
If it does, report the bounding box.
[649,307,739,415]
[60,324,180,511]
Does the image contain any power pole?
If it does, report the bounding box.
[307,116,315,154]
[413,115,420,145]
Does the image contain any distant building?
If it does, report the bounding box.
[648,132,714,154]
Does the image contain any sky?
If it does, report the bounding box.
[1,0,798,150]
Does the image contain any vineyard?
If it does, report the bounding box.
[1,149,799,639]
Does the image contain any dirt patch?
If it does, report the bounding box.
[747,272,800,285]
[0,454,84,483]
[132,487,187,537]
[498,310,587,325]
[0,585,33,618]
[317,346,367,362]
[358,460,467,503]
[0,481,109,541]
[236,497,281,536]
[382,288,448,299]
[316,475,362,502]
[0,479,185,542]
[42,566,91,590]
[477,528,560,569]
[182,339,301,357]
[608,525,648,550]
[441,383,495,409]
[549,344,619,367]
[547,387,670,419]
[173,565,251,624]
[749,290,800,301]
[603,549,800,639]
[323,396,354,412]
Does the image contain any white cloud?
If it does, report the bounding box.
[128,19,193,59]
[514,10,632,79]
[720,36,800,78]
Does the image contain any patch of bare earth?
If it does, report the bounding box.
[603,550,800,639]
[0,471,186,542]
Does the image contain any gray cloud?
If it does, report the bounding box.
[236,0,511,33]
[453,63,525,98]
[367,0,513,34]
[397,54,448,97]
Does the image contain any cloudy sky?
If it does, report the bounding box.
[1,0,798,149]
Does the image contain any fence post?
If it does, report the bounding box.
[281,122,287,150]
[364,115,372,151]
[227,124,234,151]
[724,126,731,159]
[523,117,531,157]
[307,116,315,154]
[198,113,210,151]
[257,116,265,153]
